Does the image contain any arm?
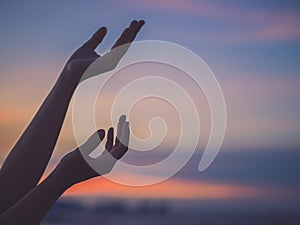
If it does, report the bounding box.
[0,116,130,225]
[0,20,144,213]
[0,167,71,225]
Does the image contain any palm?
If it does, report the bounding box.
[64,20,144,82]
[58,115,130,185]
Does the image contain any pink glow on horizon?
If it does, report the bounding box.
[64,176,292,201]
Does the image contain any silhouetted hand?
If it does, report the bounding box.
[56,115,130,186]
[0,18,143,224]
[62,20,145,82]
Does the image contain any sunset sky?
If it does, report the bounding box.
[0,0,299,212]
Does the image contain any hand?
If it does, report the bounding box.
[56,115,130,186]
[62,20,145,83]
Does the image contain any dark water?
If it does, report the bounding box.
[42,197,300,225]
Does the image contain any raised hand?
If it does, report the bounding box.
[56,115,130,186]
[0,19,142,224]
[63,20,145,83]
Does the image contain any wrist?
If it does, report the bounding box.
[50,166,75,190]
[59,69,80,86]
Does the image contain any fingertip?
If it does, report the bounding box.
[84,26,107,50]
[130,20,138,26]
[94,26,107,39]
[132,20,145,37]
[97,129,105,139]
[99,26,107,33]
[108,127,114,135]
[119,115,126,123]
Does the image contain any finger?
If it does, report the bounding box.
[97,129,106,140]
[111,20,144,49]
[82,26,107,50]
[112,20,138,48]
[105,127,114,152]
[120,121,130,149]
[127,20,145,42]
[111,21,134,50]
[79,129,105,155]
[112,121,130,159]
[115,115,126,146]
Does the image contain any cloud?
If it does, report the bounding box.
[131,0,300,43]
[65,175,276,200]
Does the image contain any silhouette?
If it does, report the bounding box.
[0,19,145,225]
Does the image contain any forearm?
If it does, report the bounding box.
[4,71,78,167]
[3,70,78,170]
[0,167,72,225]
[0,71,79,212]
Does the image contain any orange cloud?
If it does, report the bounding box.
[64,176,281,200]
